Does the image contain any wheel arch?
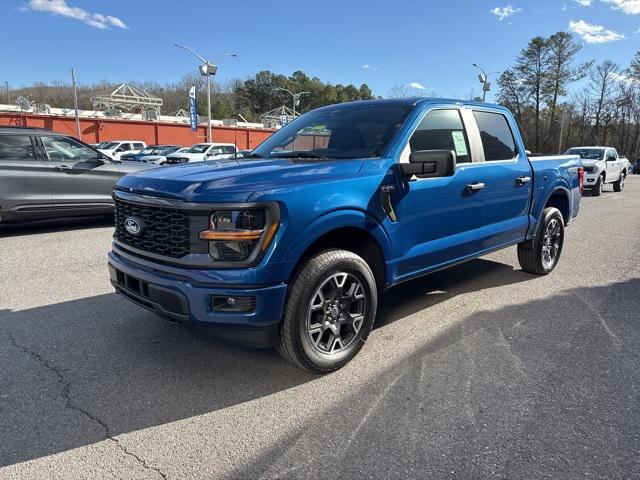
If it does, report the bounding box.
[283,210,390,289]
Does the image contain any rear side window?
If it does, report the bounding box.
[221,146,236,154]
[473,111,517,161]
[133,143,144,149]
[408,109,471,163]
[0,135,35,160]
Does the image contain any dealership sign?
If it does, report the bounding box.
[189,86,197,131]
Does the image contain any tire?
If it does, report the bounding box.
[517,207,565,276]
[276,249,377,373]
[613,172,625,192]
[591,175,604,196]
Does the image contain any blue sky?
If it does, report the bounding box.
[1,0,639,101]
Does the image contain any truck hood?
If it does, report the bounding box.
[116,158,364,202]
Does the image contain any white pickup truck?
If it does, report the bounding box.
[564,146,628,196]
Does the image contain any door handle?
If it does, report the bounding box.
[516,176,531,185]
[55,165,71,171]
[466,182,485,192]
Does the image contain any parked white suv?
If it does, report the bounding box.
[164,143,237,165]
[97,141,147,161]
[564,146,628,196]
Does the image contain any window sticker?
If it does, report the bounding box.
[451,131,468,156]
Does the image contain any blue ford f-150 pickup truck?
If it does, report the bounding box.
[108,98,583,372]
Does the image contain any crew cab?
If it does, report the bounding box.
[164,143,237,164]
[98,141,147,161]
[564,146,627,196]
[108,99,582,372]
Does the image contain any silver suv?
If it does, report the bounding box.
[0,127,150,223]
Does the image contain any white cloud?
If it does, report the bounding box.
[574,0,592,6]
[601,0,640,14]
[25,0,128,29]
[612,72,639,85]
[568,19,625,43]
[635,27,640,32]
[409,82,426,90]
[491,5,522,20]
[362,65,371,70]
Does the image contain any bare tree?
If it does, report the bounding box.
[589,60,619,145]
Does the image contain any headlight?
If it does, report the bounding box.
[198,205,280,264]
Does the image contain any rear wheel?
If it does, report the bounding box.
[276,249,377,373]
[517,207,565,275]
[591,175,604,196]
[613,172,625,192]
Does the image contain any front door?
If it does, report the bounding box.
[37,135,121,212]
[393,108,488,280]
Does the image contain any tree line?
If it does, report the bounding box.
[5,71,375,123]
[497,32,640,160]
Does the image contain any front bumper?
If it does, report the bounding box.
[583,172,601,187]
[108,251,287,347]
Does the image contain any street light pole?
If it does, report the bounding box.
[277,87,309,121]
[472,64,498,103]
[4,81,9,104]
[174,44,237,143]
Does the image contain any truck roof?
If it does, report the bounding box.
[313,97,510,113]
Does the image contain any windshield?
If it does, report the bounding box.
[565,148,605,160]
[138,146,161,155]
[99,142,118,150]
[186,143,211,153]
[252,102,413,160]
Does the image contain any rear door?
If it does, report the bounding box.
[37,135,121,213]
[470,109,532,248]
[0,133,53,219]
[606,148,621,182]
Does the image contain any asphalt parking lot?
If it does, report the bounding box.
[1,178,639,479]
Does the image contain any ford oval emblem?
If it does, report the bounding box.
[124,216,144,235]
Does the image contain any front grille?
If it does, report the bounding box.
[166,157,188,165]
[114,200,191,258]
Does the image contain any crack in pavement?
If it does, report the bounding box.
[0,327,167,479]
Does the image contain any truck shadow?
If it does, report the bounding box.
[229,277,640,480]
[0,216,114,238]
[0,257,536,467]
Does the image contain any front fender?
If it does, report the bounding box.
[282,208,392,264]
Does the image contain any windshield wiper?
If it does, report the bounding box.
[273,152,329,160]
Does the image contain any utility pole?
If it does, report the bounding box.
[71,69,81,139]
[558,108,566,153]
[4,81,9,104]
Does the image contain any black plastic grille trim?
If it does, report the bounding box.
[114,199,191,258]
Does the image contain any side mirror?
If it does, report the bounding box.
[606,156,616,162]
[400,150,456,179]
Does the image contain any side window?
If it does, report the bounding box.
[222,146,236,154]
[133,143,144,149]
[0,135,36,160]
[41,136,99,162]
[472,111,517,161]
[408,109,471,163]
[118,143,132,152]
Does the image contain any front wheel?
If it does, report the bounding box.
[613,172,625,192]
[276,249,377,373]
[591,175,604,196]
[517,207,565,275]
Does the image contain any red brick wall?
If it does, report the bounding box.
[0,113,275,149]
